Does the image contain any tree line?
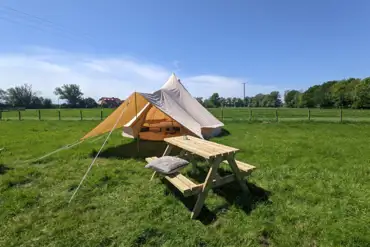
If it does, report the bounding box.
[0,84,98,109]
[284,77,370,108]
[196,91,283,108]
[197,76,370,109]
[2,76,370,109]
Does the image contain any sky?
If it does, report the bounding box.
[1,0,370,101]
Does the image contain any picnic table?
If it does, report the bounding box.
[146,135,256,219]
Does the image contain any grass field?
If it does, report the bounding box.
[3,107,370,122]
[1,121,370,246]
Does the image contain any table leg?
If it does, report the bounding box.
[162,144,173,157]
[188,153,197,174]
[150,144,173,181]
[191,156,223,219]
[178,150,197,174]
[226,154,250,194]
[178,149,186,158]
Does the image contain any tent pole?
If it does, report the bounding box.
[134,91,141,153]
[134,91,138,117]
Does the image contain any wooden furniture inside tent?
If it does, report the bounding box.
[138,106,193,140]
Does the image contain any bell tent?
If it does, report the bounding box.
[82,73,224,141]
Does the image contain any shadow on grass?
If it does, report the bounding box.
[93,140,181,160]
[162,166,271,225]
[213,128,231,138]
[0,164,13,175]
[162,179,217,225]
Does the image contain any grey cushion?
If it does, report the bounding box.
[145,156,189,175]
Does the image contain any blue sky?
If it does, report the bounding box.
[1,0,370,101]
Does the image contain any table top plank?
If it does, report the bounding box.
[164,136,239,159]
[176,138,231,156]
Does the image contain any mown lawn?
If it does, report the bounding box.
[0,121,369,247]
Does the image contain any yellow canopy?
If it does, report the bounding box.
[81,92,148,140]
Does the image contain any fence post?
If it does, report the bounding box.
[100,109,103,120]
[308,108,311,121]
[275,109,278,122]
[249,109,252,121]
[80,110,83,120]
[340,108,343,122]
[38,110,41,120]
[18,111,21,121]
[58,110,61,120]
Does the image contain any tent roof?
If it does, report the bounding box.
[138,73,223,138]
[144,73,223,128]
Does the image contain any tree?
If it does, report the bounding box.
[284,90,301,108]
[331,80,347,108]
[219,97,226,107]
[353,78,370,109]
[54,84,83,107]
[251,94,264,107]
[345,78,360,108]
[261,94,270,107]
[317,81,336,108]
[30,96,44,109]
[203,99,214,108]
[195,97,204,106]
[225,97,232,107]
[244,96,250,107]
[0,89,5,105]
[301,85,320,108]
[82,97,98,108]
[209,93,221,107]
[231,97,237,107]
[42,98,53,108]
[235,98,244,107]
[269,91,282,107]
[5,84,36,107]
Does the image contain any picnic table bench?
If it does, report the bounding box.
[145,135,256,219]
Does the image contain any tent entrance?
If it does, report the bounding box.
[138,107,191,141]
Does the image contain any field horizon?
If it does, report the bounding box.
[2,107,370,123]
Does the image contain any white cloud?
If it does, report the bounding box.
[184,75,279,98]
[0,47,281,102]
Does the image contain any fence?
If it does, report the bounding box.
[0,109,115,121]
[210,107,370,122]
[1,107,370,122]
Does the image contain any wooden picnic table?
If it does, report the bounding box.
[146,135,256,219]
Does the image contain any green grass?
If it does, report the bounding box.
[3,107,370,122]
[1,121,370,246]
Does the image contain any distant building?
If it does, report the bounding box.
[98,97,123,108]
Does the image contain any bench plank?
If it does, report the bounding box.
[145,156,201,197]
[223,159,256,175]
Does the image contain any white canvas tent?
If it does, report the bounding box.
[82,73,224,141]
